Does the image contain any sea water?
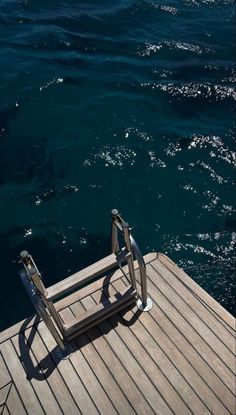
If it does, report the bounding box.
[0,0,235,331]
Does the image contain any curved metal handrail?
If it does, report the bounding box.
[130,234,147,306]
[111,209,152,310]
[20,269,67,351]
[20,269,43,312]
[130,234,146,269]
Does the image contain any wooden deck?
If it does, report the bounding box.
[0,253,235,415]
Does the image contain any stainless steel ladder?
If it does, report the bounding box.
[19,210,152,354]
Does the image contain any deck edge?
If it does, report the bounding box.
[157,252,235,330]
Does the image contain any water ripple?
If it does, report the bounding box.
[140,82,236,101]
[138,41,213,57]
[0,0,235,328]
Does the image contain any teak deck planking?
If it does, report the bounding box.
[0,252,235,415]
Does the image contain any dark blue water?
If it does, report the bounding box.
[0,0,235,331]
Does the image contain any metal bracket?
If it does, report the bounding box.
[137,297,153,312]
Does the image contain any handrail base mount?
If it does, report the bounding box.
[56,344,73,360]
[137,297,153,312]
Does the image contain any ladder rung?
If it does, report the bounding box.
[63,286,137,339]
[46,250,130,301]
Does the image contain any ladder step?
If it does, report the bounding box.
[47,250,130,301]
[63,286,137,340]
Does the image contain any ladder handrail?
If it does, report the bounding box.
[111,209,148,308]
[20,268,66,351]
[130,234,147,307]
[19,210,152,353]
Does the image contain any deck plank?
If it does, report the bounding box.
[158,253,235,331]
[60,308,118,415]
[117,277,235,415]
[87,292,198,415]
[37,322,99,415]
[0,252,235,415]
[123,275,235,414]
[149,265,235,374]
[0,340,44,415]
[62,307,135,415]
[148,263,235,374]
[99,280,232,415]
[0,316,39,346]
[23,326,81,415]
[71,299,155,415]
[0,384,11,407]
[0,354,11,389]
[152,258,235,353]
[80,297,174,415]
[12,333,63,415]
[77,333,136,415]
[146,263,235,393]
[1,407,10,415]
[6,384,27,415]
